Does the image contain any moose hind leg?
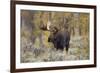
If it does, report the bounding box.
[66,43,69,52]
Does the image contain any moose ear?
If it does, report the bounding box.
[52,26,59,34]
[54,27,59,32]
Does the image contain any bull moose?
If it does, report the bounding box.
[40,21,70,52]
[48,27,70,52]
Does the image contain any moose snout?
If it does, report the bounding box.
[48,37,51,42]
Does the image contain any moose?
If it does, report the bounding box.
[40,21,70,52]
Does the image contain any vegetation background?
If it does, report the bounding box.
[21,10,89,63]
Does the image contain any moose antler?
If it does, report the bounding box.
[40,20,51,31]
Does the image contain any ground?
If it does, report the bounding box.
[21,36,89,63]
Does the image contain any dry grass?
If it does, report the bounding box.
[21,36,89,63]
